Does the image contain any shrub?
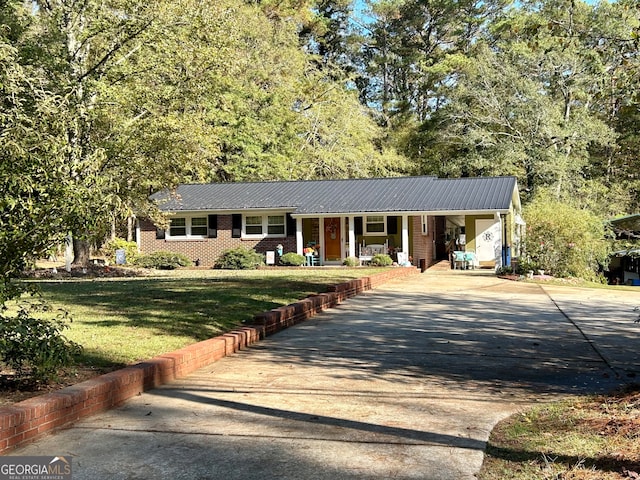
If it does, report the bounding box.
[102,238,139,264]
[216,247,264,270]
[496,266,514,276]
[370,254,393,266]
[135,251,192,269]
[279,252,305,266]
[514,257,537,275]
[522,196,611,280]
[0,306,82,382]
[343,256,359,267]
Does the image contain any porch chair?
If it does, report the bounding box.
[305,242,319,266]
[464,250,477,269]
[452,251,466,269]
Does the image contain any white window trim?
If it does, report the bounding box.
[167,216,208,240]
[364,215,386,236]
[242,213,287,239]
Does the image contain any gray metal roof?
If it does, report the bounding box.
[152,176,519,215]
[610,214,640,232]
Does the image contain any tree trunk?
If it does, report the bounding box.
[127,216,134,242]
[111,216,117,241]
[72,238,91,266]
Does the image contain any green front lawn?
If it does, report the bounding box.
[478,386,640,480]
[29,268,385,369]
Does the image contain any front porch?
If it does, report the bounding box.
[295,215,413,266]
[293,212,520,270]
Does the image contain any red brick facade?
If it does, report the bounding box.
[411,215,435,269]
[139,215,438,269]
[138,217,296,267]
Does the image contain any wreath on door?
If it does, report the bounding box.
[325,219,338,240]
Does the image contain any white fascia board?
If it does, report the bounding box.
[165,208,295,215]
[512,182,522,212]
[291,209,510,218]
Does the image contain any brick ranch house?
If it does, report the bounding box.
[137,176,523,270]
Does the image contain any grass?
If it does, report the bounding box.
[23,268,386,370]
[478,385,640,480]
[526,277,640,292]
[7,265,640,468]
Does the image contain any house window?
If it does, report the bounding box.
[169,218,186,237]
[191,217,207,236]
[245,216,263,235]
[421,215,429,235]
[168,217,207,238]
[267,215,285,235]
[243,214,287,238]
[365,215,385,234]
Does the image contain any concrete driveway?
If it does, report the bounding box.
[7,271,640,479]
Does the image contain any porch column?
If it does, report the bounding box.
[319,217,325,263]
[401,215,409,255]
[296,218,303,255]
[348,216,356,258]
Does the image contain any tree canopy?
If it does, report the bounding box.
[2,0,406,267]
[1,0,639,278]
[355,0,639,213]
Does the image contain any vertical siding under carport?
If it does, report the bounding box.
[465,214,494,256]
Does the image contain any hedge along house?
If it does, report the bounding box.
[137,176,523,270]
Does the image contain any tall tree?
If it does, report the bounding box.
[0,0,74,294]
[416,0,632,209]
[581,0,640,214]
[300,0,356,72]
[359,0,511,125]
[16,0,161,263]
[6,0,407,268]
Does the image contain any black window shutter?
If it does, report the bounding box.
[387,216,398,235]
[354,216,363,235]
[286,214,296,237]
[156,228,165,240]
[208,214,218,238]
[232,214,242,238]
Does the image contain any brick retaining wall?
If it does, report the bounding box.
[0,266,420,454]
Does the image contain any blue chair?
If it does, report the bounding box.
[464,251,476,269]
[452,251,465,269]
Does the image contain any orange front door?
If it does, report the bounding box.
[323,217,342,261]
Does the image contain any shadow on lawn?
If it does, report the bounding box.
[34,273,640,398]
[38,277,333,342]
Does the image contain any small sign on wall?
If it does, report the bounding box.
[266,251,276,265]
